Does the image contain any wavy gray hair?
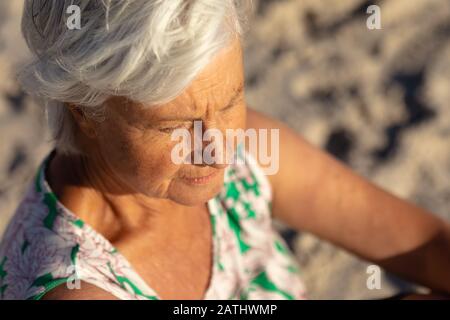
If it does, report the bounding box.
[19,0,252,154]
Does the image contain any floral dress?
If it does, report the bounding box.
[0,147,307,300]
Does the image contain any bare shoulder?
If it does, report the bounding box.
[245,107,308,153]
[41,281,118,300]
[245,106,336,226]
[246,107,291,187]
[246,107,285,131]
[245,107,312,187]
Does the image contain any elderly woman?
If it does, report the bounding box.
[0,1,449,300]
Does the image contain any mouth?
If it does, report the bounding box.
[180,170,220,186]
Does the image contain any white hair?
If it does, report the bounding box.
[19,0,252,154]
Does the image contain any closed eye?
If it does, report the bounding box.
[158,123,192,133]
[220,94,244,112]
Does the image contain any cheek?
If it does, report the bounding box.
[96,125,181,195]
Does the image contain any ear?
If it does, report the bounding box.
[65,103,97,138]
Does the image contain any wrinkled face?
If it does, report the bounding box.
[84,38,246,206]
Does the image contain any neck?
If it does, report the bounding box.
[46,151,204,243]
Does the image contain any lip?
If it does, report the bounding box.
[180,170,220,185]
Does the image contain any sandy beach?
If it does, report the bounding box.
[0,0,449,299]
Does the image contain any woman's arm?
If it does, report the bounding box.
[247,107,450,294]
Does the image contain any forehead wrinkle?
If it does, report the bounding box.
[182,82,244,120]
[106,81,243,125]
[131,39,243,123]
[149,83,238,121]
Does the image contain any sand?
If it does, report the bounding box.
[0,0,449,299]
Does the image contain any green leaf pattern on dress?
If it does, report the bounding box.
[0,147,306,300]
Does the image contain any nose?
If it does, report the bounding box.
[190,118,229,169]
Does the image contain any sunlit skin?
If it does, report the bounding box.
[47,37,245,299]
[44,36,450,300]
